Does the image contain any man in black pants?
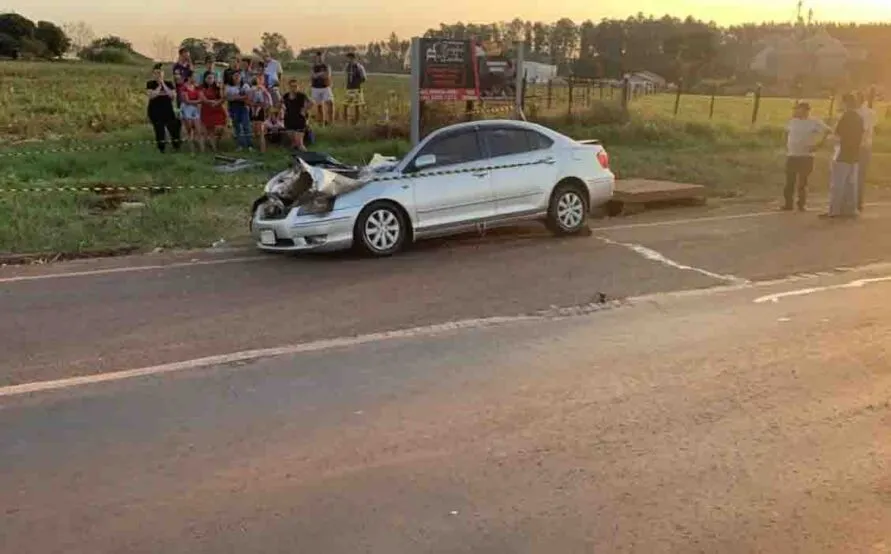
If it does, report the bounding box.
[146,63,182,153]
[783,102,831,211]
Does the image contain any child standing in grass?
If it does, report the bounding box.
[179,73,204,153]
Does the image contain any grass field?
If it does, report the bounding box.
[1,60,889,256]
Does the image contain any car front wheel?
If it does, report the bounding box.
[546,184,589,235]
[355,201,407,257]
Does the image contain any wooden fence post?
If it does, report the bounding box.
[673,79,683,117]
[828,91,836,121]
[586,83,591,107]
[868,86,876,109]
[521,72,528,111]
[599,82,604,100]
[751,84,762,126]
[621,77,629,111]
[546,79,553,110]
[567,76,574,116]
[465,100,475,122]
[709,86,716,120]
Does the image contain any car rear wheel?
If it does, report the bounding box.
[546,183,589,235]
[354,201,407,257]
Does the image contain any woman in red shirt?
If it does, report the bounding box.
[200,72,228,152]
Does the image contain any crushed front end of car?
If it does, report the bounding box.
[249,151,399,252]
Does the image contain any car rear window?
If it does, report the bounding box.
[484,128,554,158]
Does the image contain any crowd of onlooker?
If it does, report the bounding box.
[145,48,367,154]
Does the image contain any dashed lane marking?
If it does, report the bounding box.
[753,276,891,304]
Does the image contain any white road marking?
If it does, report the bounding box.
[5,263,891,398]
[0,256,266,284]
[0,315,540,398]
[753,276,891,304]
[597,236,749,285]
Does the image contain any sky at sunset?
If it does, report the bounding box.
[4,0,891,56]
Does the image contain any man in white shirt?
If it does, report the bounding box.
[262,53,282,86]
[262,53,283,107]
[784,102,832,211]
[856,91,877,211]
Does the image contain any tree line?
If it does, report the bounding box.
[4,9,890,91]
[299,15,891,90]
[0,13,69,59]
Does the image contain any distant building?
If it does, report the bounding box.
[624,71,667,94]
[524,62,557,84]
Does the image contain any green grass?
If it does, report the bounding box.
[1,61,890,256]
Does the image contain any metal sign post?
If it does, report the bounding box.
[410,37,421,147]
[514,41,525,120]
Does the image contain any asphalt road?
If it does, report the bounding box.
[3,201,891,552]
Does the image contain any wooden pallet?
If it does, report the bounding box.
[607,179,707,215]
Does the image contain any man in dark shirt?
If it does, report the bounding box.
[824,93,864,218]
[146,63,182,153]
[342,52,367,124]
[310,51,334,125]
[282,78,313,151]
[171,48,193,107]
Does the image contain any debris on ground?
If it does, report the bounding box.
[213,155,262,174]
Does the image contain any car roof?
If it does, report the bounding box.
[430,119,569,142]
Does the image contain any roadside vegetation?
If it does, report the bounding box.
[1,60,888,256]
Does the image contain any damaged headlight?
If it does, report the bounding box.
[296,195,335,215]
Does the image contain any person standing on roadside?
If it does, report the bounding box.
[263,52,282,96]
[856,90,877,211]
[173,48,194,79]
[248,76,273,153]
[200,56,222,85]
[238,57,254,85]
[823,93,864,219]
[172,48,193,108]
[200,72,227,152]
[782,102,831,211]
[146,63,181,153]
[179,73,204,153]
[282,78,312,151]
[342,52,367,125]
[225,71,253,151]
[310,51,334,125]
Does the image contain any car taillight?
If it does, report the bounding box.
[597,150,610,169]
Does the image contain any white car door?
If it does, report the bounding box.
[481,127,560,218]
[408,128,496,233]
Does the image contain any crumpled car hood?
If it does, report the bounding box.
[253,153,399,221]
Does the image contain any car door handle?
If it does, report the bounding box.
[541,157,556,165]
[472,171,488,178]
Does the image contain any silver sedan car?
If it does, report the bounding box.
[251,119,615,256]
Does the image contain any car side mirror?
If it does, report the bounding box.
[413,154,436,170]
